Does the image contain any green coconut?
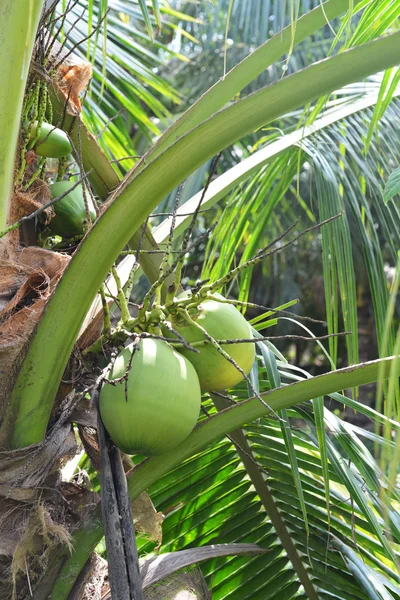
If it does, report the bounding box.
[99,338,201,456]
[30,121,71,158]
[49,180,96,238]
[167,293,255,391]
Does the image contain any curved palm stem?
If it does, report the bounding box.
[0,0,46,229]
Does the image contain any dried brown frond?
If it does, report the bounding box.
[0,246,69,419]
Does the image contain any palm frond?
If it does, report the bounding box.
[129,387,400,600]
[198,93,400,367]
[167,0,400,103]
[54,0,188,168]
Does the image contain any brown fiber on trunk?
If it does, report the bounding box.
[0,243,69,422]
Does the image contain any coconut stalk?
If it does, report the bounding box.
[0,0,46,230]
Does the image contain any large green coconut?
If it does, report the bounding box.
[168,293,255,391]
[49,180,96,238]
[100,338,201,456]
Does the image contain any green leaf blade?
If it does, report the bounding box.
[383,167,400,204]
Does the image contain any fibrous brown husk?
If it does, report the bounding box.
[5,487,100,600]
[0,243,69,420]
[143,568,211,600]
[0,242,68,313]
[6,179,52,248]
[0,482,99,600]
[0,422,76,507]
[0,402,99,599]
[12,179,52,222]
[0,423,77,598]
[0,262,49,319]
[19,245,67,278]
[10,501,73,600]
[51,39,92,115]
[73,553,108,600]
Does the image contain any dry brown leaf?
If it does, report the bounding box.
[56,62,92,114]
[143,569,210,600]
[132,493,164,549]
[0,246,69,419]
[0,423,76,505]
[6,179,52,248]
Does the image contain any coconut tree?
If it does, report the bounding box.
[0,1,399,599]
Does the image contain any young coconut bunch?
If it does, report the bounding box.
[91,205,340,463]
[95,239,292,458]
[9,14,99,247]
[17,60,71,189]
[95,289,256,457]
[89,161,257,456]
[89,156,346,459]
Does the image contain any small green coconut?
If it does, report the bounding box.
[30,121,71,158]
[100,338,201,456]
[49,180,96,238]
[167,293,255,391]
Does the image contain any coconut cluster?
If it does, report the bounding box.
[22,118,94,240]
[99,294,255,456]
